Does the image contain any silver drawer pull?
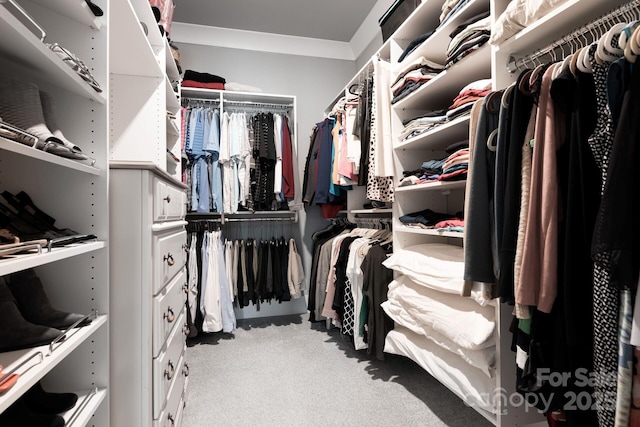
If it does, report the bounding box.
[183,283,189,294]
[164,253,175,266]
[183,363,190,377]
[182,244,189,252]
[183,324,190,336]
[164,195,171,204]
[164,361,175,380]
[168,413,175,427]
[163,307,175,323]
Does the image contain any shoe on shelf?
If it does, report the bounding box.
[0,278,62,353]
[39,91,83,153]
[0,396,65,427]
[7,269,90,330]
[1,191,79,237]
[24,381,78,414]
[0,76,95,164]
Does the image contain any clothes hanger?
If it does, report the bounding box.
[555,39,572,79]
[625,24,640,62]
[597,21,624,63]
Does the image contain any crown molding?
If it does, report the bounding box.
[171,22,356,61]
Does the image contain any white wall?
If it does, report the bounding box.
[176,42,356,318]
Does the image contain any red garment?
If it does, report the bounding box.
[438,169,467,181]
[321,204,344,219]
[433,218,464,228]
[181,80,225,90]
[281,116,295,199]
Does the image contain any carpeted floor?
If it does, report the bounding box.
[182,314,493,427]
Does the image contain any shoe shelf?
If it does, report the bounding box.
[349,208,393,214]
[63,387,108,427]
[0,136,101,176]
[395,225,464,238]
[395,180,466,193]
[166,115,180,138]
[109,0,163,78]
[27,0,102,30]
[0,242,106,277]
[0,5,106,104]
[166,77,181,113]
[165,38,181,83]
[0,314,107,413]
[394,115,470,151]
[391,43,491,113]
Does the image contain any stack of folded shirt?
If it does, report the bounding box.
[399,109,448,141]
[391,57,444,104]
[446,14,491,67]
[439,148,469,181]
[398,157,447,186]
[440,0,472,24]
[446,79,492,120]
[182,70,226,90]
[397,30,435,63]
[433,218,465,233]
[399,208,457,229]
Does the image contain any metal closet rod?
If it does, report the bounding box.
[223,100,293,108]
[507,0,640,72]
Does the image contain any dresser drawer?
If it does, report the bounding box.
[153,269,187,357]
[154,178,187,222]
[153,229,187,295]
[153,310,187,419]
[154,352,188,427]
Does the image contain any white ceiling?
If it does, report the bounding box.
[172,0,379,42]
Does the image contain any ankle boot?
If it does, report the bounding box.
[7,269,89,330]
[0,396,65,427]
[0,278,61,353]
[24,381,78,414]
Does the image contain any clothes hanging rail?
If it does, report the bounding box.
[223,100,293,109]
[224,217,296,223]
[181,96,221,107]
[507,0,640,72]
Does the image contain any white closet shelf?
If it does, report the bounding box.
[27,0,102,29]
[395,180,466,193]
[165,38,180,82]
[166,115,180,138]
[166,77,180,112]
[0,6,106,104]
[349,208,393,214]
[180,88,222,102]
[0,315,108,413]
[62,387,108,426]
[0,136,102,176]
[394,115,470,151]
[0,241,106,277]
[495,0,630,57]
[399,0,490,66]
[109,0,163,78]
[129,0,164,49]
[392,44,491,112]
[396,226,464,238]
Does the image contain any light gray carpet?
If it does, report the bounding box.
[182,314,493,427]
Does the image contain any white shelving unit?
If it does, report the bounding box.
[110,0,182,182]
[109,1,188,426]
[0,0,109,423]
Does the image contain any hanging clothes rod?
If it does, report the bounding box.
[223,100,293,108]
[507,0,640,72]
[225,217,296,222]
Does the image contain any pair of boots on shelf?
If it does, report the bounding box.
[0,381,78,427]
[0,269,90,353]
[0,190,97,256]
[0,76,95,165]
